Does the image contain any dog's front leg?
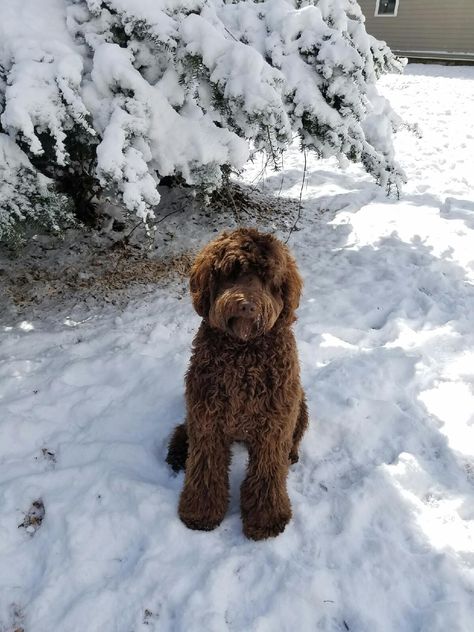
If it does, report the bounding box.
[178,424,230,532]
[241,435,292,540]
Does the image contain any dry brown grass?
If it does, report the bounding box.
[4,248,194,309]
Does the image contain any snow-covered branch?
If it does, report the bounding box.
[0,0,406,242]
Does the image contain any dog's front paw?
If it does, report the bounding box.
[178,486,227,532]
[242,508,292,541]
[179,507,224,532]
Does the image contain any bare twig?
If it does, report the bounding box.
[285,148,307,244]
[266,126,280,171]
[223,26,239,42]
[248,151,272,188]
[124,219,144,243]
[155,206,186,225]
[277,153,285,197]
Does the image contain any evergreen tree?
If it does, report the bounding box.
[0,0,406,243]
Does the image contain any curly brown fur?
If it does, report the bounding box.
[166,227,308,540]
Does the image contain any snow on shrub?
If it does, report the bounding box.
[0,134,73,244]
[0,0,406,242]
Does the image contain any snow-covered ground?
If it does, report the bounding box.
[1,64,474,631]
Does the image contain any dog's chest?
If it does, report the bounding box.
[218,358,278,437]
[188,325,297,438]
[222,356,277,404]
[214,344,287,422]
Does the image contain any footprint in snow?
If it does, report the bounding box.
[18,499,45,535]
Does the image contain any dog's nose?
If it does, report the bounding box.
[238,300,257,317]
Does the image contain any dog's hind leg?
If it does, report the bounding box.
[166,423,188,472]
[289,394,308,465]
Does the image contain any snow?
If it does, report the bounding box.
[0,0,89,162]
[1,64,474,631]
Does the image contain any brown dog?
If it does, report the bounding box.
[166,228,308,540]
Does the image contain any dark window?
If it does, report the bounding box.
[376,0,397,15]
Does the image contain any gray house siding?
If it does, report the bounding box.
[359,0,474,61]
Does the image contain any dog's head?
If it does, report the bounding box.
[189,228,302,341]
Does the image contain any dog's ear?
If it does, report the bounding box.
[189,235,227,317]
[280,250,303,323]
[189,250,213,318]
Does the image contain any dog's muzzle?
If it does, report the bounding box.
[226,300,261,340]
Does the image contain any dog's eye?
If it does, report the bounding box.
[229,262,241,280]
